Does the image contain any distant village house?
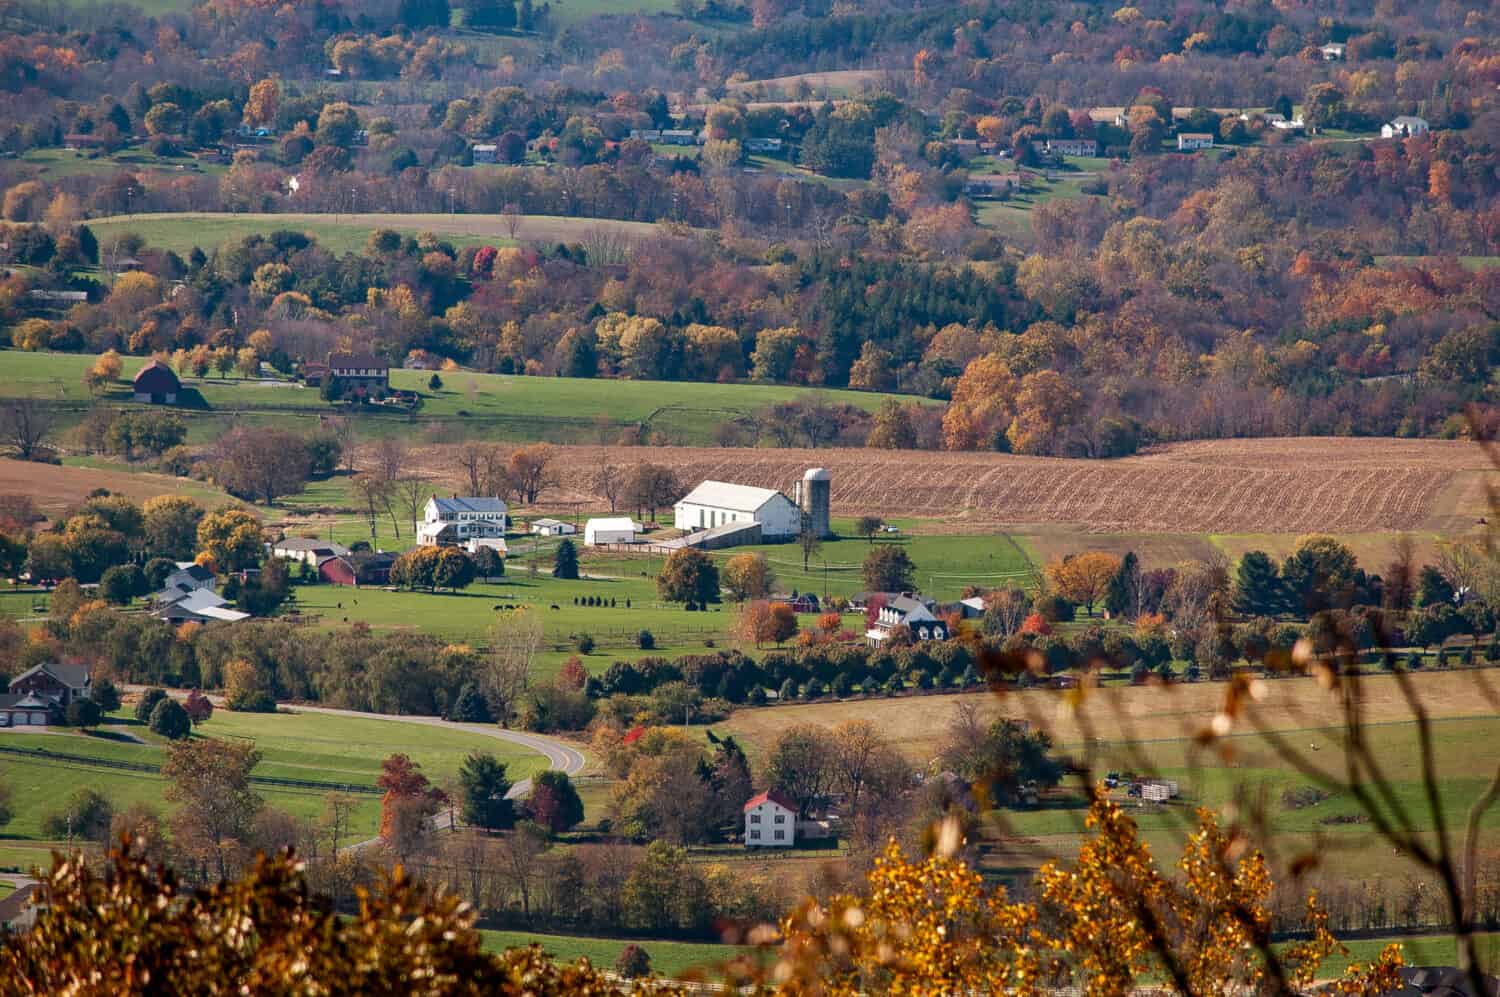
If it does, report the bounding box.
[417,496,508,549]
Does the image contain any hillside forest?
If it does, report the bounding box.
[1,0,1499,455]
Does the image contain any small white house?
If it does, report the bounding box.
[271,537,350,566]
[417,496,508,547]
[584,517,639,546]
[1177,133,1214,151]
[1382,115,1430,139]
[674,481,802,539]
[531,518,577,537]
[1320,42,1346,60]
[744,790,797,847]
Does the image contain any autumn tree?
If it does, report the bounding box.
[863,544,915,593]
[941,355,1018,451]
[142,495,205,561]
[765,723,835,818]
[866,398,919,449]
[722,552,774,602]
[528,770,584,833]
[377,753,447,856]
[626,463,681,522]
[214,427,312,504]
[0,398,56,460]
[162,737,263,882]
[1046,551,1120,616]
[657,548,719,605]
[196,507,263,571]
[506,444,556,504]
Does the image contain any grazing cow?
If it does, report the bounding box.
[550,604,560,610]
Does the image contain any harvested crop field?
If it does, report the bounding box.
[0,458,232,518]
[411,438,1491,535]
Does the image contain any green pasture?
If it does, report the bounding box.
[479,929,748,977]
[0,349,922,446]
[85,211,670,259]
[988,715,1500,887]
[19,147,222,180]
[0,710,548,844]
[973,173,1098,243]
[88,214,499,258]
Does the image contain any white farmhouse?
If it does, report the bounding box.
[674,481,802,539]
[743,790,798,847]
[417,496,507,547]
[584,517,640,546]
[866,594,950,646]
[1382,115,1430,139]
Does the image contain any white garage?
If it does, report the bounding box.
[584,517,640,546]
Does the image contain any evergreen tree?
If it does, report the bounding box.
[466,0,516,30]
[449,683,491,723]
[1104,551,1139,618]
[518,0,534,29]
[1232,550,1284,617]
[458,752,514,831]
[553,539,579,580]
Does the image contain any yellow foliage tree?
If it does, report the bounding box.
[1044,551,1121,615]
[941,354,1018,451]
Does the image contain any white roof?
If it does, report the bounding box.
[533,518,568,528]
[960,596,986,612]
[586,517,638,532]
[196,605,251,622]
[677,480,787,514]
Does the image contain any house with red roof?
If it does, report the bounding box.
[743,789,798,847]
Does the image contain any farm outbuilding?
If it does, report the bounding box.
[132,360,180,404]
[585,517,640,546]
[531,518,576,537]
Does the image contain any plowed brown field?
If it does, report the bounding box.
[410,437,1492,535]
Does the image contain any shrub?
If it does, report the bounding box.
[228,689,277,713]
[747,685,767,705]
[66,697,103,729]
[149,698,191,740]
[615,944,651,979]
[636,629,655,650]
[183,690,214,724]
[91,677,121,713]
[1407,650,1424,671]
[134,688,168,723]
[574,634,595,654]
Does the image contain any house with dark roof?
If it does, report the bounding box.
[326,351,390,399]
[865,594,949,646]
[744,790,798,847]
[1,662,91,726]
[132,360,180,404]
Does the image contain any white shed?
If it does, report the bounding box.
[674,481,802,539]
[531,518,577,537]
[584,517,639,546]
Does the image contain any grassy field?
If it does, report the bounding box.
[479,929,747,977]
[0,349,917,446]
[717,668,1500,891]
[20,147,223,180]
[974,173,1098,244]
[87,212,671,258]
[0,709,549,845]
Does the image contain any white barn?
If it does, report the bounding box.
[743,790,797,847]
[674,481,802,540]
[584,517,639,546]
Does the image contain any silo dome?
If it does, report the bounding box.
[803,467,831,481]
